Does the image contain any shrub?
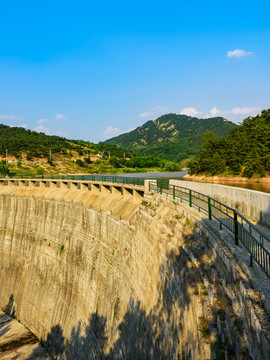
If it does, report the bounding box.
[198,316,209,338]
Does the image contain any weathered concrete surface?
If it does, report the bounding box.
[0,311,50,359]
[0,187,210,359]
[170,179,270,227]
[0,183,141,220]
[0,185,269,359]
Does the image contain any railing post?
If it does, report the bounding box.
[208,197,212,220]
[173,185,175,200]
[234,211,239,246]
[189,190,192,207]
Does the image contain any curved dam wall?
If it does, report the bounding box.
[0,183,269,359]
[170,179,270,227]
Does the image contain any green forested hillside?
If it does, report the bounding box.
[0,124,181,175]
[0,124,134,160]
[104,114,236,162]
[188,109,270,178]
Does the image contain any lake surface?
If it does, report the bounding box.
[116,170,189,179]
[184,178,270,194]
[116,171,270,194]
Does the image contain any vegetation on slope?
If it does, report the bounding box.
[104,113,236,162]
[0,124,133,160]
[0,124,181,176]
[188,109,270,178]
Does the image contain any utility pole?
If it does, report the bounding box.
[15,158,17,169]
[109,150,110,158]
[6,149,8,165]
[49,149,52,162]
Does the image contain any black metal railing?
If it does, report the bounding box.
[150,181,270,279]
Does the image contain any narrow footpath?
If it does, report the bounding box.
[0,311,50,360]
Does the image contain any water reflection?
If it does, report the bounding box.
[183,178,270,194]
[116,171,188,179]
[116,171,270,194]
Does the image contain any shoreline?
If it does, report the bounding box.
[184,174,270,184]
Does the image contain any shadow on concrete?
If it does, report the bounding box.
[24,223,208,359]
[27,325,65,360]
[6,207,266,359]
[0,294,15,338]
[0,314,12,339]
[5,293,16,317]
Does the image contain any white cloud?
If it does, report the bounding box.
[19,124,27,128]
[206,106,261,120]
[139,112,152,118]
[180,107,201,117]
[55,113,67,120]
[139,106,169,119]
[33,125,50,134]
[227,49,253,58]
[209,107,221,117]
[103,125,122,138]
[179,106,261,120]
[228,107,260,115]
[54,131,68,137]
[37,118,47,124]
[0,114,23,120]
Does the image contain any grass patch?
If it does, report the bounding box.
[198,316,209,338]
[185,217,195,230]
[201,283,208,296]
[141,200,156,210]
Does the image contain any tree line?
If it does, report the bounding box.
[0,124,134,160]
[188,109,270,178]
[0,124,182,174]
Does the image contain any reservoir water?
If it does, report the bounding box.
[117,171,270,194]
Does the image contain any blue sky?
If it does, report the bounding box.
[0,0,269,142]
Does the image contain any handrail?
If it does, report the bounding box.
[150,181,270,280]
[3,174,146,187]
[1,175,269,278]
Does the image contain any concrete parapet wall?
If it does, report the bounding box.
[170,179,270,227]
[0,178,144,204]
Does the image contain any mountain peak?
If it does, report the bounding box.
[104,113,236,162]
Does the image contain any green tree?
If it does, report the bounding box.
[187,109,270,177]
[76,159,85,167]
[36,167,45,175]
[0,161,9,176]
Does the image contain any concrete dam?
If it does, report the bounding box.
[0,178,270,359]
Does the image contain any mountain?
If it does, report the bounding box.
[0,124,181,175]
[0,124,133,160]
[104,113,237,162]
